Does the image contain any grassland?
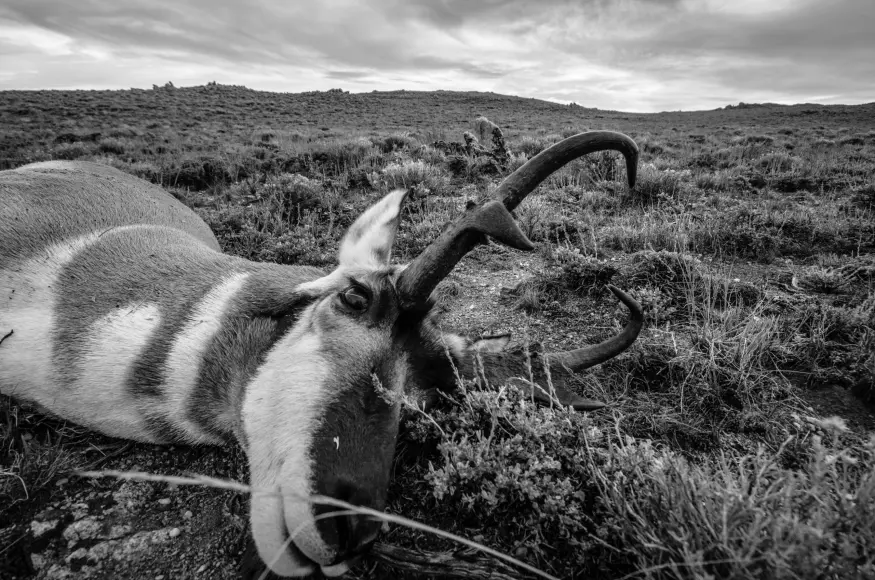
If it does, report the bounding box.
[1,84,874,580]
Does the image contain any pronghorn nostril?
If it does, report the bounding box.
[315,479,381,562]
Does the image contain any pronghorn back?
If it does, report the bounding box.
[1,132,643,578]
[0,161,220,266]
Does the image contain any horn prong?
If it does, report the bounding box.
[397,131,639,307]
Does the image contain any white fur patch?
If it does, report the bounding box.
[295,268,347,297]
[440,332,468,360]
[159,272,249,444]
[321,562,350,577]
[470,334,511,353]
[72,303,162,439]
[0,233,99,402]
[244,302,336,574]
[0,228,167,442]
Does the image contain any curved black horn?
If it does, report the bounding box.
[545,285,643,371]
[396,131,639,309]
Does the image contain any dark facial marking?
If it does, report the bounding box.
[309,371,399,560]
[189,296,316,443]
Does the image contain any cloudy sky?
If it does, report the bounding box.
[0,0,872,112]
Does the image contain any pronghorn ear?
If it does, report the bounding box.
[339,188,410,268]
[470,334,512,353]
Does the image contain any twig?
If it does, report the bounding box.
[0,329,13,346]
[80,442,135,471]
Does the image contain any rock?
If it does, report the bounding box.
[43,563,77,579]
[64,547,89,565]
[63,517,102,548]
[31,519,61,540]
[31,552,47,570]
[87,528,172,563]
[107,524,132,539]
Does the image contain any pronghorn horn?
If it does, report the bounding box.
[545,285,644,371]
[396,131,639,309]
[509,378,608,411]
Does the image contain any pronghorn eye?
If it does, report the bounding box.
[339,285,369,311]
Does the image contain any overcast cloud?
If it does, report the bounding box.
[0,0,872,112]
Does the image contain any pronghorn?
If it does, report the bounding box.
[0,131,643,577]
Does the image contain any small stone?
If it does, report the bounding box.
[63,517,102,547]
[56,478,69,487]
[197,564,207,573]
[156,576,165,580]
[65,547,89,565]
[168,527,181,538]
[157,498,171,506]
[107,524,132,539]
[31,519,60,539]
[183,511,193,520]
[31,553,46,570]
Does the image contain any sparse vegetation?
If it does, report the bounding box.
[1,85,873,579]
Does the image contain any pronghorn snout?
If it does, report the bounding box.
[314,478,383,564]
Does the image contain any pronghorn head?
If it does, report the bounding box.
[243,132,644,577]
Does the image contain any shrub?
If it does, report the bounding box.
[755,152,798,173]
[412,384,875,579]
[625,164,691,205]
[309,137,377,174]
[592,432,875,579]
[553,247,618,290]
[170,155,229,190]
[380,159,449,192]
[839,135,865,146]
[254,129,277,143]
[52,142,93,160]
[513,135,548,157]
[418,385,609,572]
[616,249,762,309]
[257,173,326,221]
[374,133,418,153]
[744,134,775,145]
[98,137,126,155]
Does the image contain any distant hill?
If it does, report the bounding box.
[2,84,874,171]
[2,84,873,139]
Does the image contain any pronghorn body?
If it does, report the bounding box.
[1,132,643,578]
[0,161,324,444]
